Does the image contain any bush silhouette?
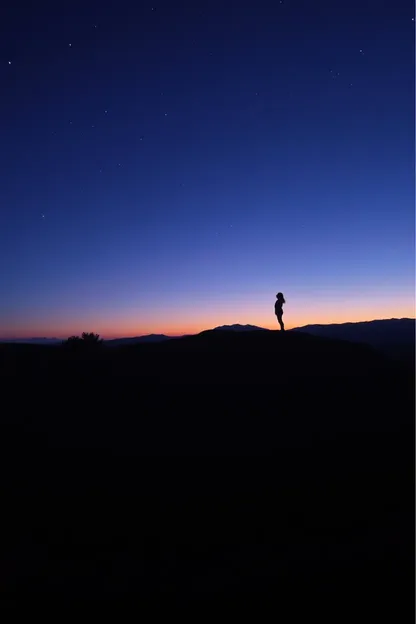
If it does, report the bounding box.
[62,333,104,349]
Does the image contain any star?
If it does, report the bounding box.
[68,43,72,47]
[8,61,12,65]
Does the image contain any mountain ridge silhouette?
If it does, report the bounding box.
[3,318,412,364]
[0,314,413,607]
[2,317,413,345]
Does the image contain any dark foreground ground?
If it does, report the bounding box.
[0,330,414,616]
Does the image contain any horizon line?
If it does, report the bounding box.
[1,316,414,342]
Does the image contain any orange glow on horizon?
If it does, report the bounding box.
[1,302,414,340]
[99,311,415,339]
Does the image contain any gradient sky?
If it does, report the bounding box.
[1,0,415,338]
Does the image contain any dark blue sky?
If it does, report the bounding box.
[1,0,414,338]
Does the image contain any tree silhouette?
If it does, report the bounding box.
[81,332,103,345]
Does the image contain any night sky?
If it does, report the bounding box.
[1,1,414,339]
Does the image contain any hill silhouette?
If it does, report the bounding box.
[0,326,413,613]
[1,327,397,382]
[108,327,393,383]
[293,318,415,364]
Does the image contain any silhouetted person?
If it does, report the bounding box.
[275,292,286,331]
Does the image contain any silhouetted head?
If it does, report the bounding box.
[276,292,286,304]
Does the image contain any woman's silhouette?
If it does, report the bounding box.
[274,292,286,331]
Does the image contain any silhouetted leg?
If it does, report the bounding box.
[277,313,285,331]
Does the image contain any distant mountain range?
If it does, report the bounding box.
[0,334,172,346]
[213,324,269,332]
[292,318,415,364]
[292,317,414,343]
[0,337,62,345]
[105,334,173,347]
[1,319,414,363]
[106,325,267,345]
